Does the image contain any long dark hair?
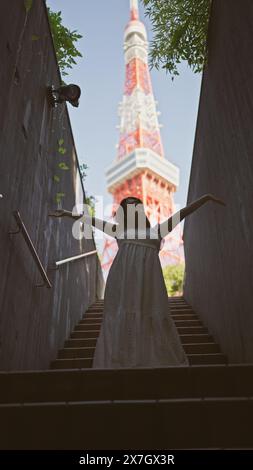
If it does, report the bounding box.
[114,196,151,232]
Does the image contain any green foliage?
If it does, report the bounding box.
[58,162,69,170]
[47,7,83,76]
[85,195,96,217]
[53,138,70,205]
[142,0,211,77]
[163,263,185,296]
[24,0,33,13]
[80,163,88,181]
[55,192,65,204]
[58,147,67,155]
[80,164,95,216]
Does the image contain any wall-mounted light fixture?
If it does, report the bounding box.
[48,84,81,108]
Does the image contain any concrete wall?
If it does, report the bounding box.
[0,0,104,370]
[183,0,253,363]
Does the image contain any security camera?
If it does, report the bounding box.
[48,84,81,108]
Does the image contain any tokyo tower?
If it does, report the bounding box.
[101,0,184,275]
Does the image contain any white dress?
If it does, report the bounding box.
[92,226,188,368]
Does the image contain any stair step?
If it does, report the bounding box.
[81,313,199,323]
[70,331,100,339]
[183,343,220,354]
[51,358,93,369]
[60,344,220,359]
[1,397,253,449]
[170,307,194,313]
[80,319,103,325]
[88,303,104,307]
[58,347,95,359]
[2,365,253,405]
[66,335,214,348]
[76,319,203,330]
[188,354,227,365]
[78,315,203,331]
[90,303,104,306]
[75,324,101,331]
[169,304,188,307]
[79,315,202,330]
[86,308,104,313]
[179,334,213,344]
[52,352,226,369]
[84,303,193,313]
[70,334,215,344]
[171,313,198,320]
[65,338,97,348]
[83,314,103,320]
[168,296,185,300]
[174,320,202,327]
[177,326,208,335]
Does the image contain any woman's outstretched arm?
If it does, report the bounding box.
[156,194,226,239]
[48,209,118,238]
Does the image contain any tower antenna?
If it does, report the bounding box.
[130,0,139,20]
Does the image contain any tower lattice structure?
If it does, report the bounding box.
[101,0,184,275]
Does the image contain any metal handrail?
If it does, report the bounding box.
[9,211,52,289]
[52,249,97,268]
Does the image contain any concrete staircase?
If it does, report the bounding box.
[1,297,253,449]
[51,297,227,369]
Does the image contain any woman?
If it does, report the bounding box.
[50,193,225,368]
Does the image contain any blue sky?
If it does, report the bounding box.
[47,0,202,213]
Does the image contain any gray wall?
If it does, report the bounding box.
[0,0,104,370]
[183,0,253,363]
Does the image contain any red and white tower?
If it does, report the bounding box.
[102,0,184,274]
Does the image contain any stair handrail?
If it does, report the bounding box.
[52,249,97,269]
[9,211,52,289]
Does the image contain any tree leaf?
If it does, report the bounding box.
[58,162,69,170]
[47,6,83,76]
[24,0,33,13]
[58,138,64,146]
[80,163,88,170]
[163,263,185,296]
[53,175,60,183]
[58,147,67,155]
[55,192,65,204]
[142,0,211,77]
